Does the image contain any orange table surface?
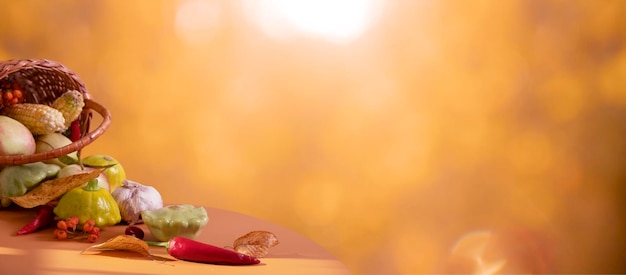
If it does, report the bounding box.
[0,205,352,275]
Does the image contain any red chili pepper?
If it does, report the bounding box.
[147,236,260,265]
[16,204,56,235]
[69,120,81,142]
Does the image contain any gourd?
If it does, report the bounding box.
[54,179,121,227]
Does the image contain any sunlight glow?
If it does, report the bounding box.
[243,0,382,44]
[451,231,507,275]
[0,246,26,256]
[175,0,221,45]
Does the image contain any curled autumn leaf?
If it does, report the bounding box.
[8,169,102,208]
[233,230,280,258]
[82,235,153,258]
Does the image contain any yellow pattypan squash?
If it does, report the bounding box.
[54,179,121,227]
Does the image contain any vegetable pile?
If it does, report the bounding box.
[0,88,280,266]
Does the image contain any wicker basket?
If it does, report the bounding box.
[0,59,111,166]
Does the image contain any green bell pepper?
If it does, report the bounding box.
[142,204,209,241]
[53,179,121,227]
[0,162,61,199]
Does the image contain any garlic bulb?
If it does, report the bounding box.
[112,179,163,225]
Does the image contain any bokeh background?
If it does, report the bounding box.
[2,0,625,274]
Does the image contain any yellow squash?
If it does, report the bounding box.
[53,179,121,227]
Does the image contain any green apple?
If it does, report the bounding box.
[35,133,78,167]
[82,154,126,192]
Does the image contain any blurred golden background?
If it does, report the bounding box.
[2,0,625,274]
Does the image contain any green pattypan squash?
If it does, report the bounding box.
[54,179,121,227]
[142,204,209,241]
[0,162,60,198]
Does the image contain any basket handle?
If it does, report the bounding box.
[0,99,112,166]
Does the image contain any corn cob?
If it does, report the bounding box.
[51,90,84,128]
[0,103,66,135]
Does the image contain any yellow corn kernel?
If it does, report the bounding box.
[51,90,84,128]
[0,103,66,135]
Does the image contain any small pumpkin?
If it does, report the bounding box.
[54,178,121,227]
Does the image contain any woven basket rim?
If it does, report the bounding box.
[0,99,111,165]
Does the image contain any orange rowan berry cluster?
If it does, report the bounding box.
[54,216,101,243]
[0,80,25,107]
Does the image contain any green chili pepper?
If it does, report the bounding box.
[54,179,121,227]
[142,204,209,241]
[0,162,60,199]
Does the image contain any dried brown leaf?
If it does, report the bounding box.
[8,169,102,208]
[233,230,280,258]
[82,235,152,258]
[234,244,271,258]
